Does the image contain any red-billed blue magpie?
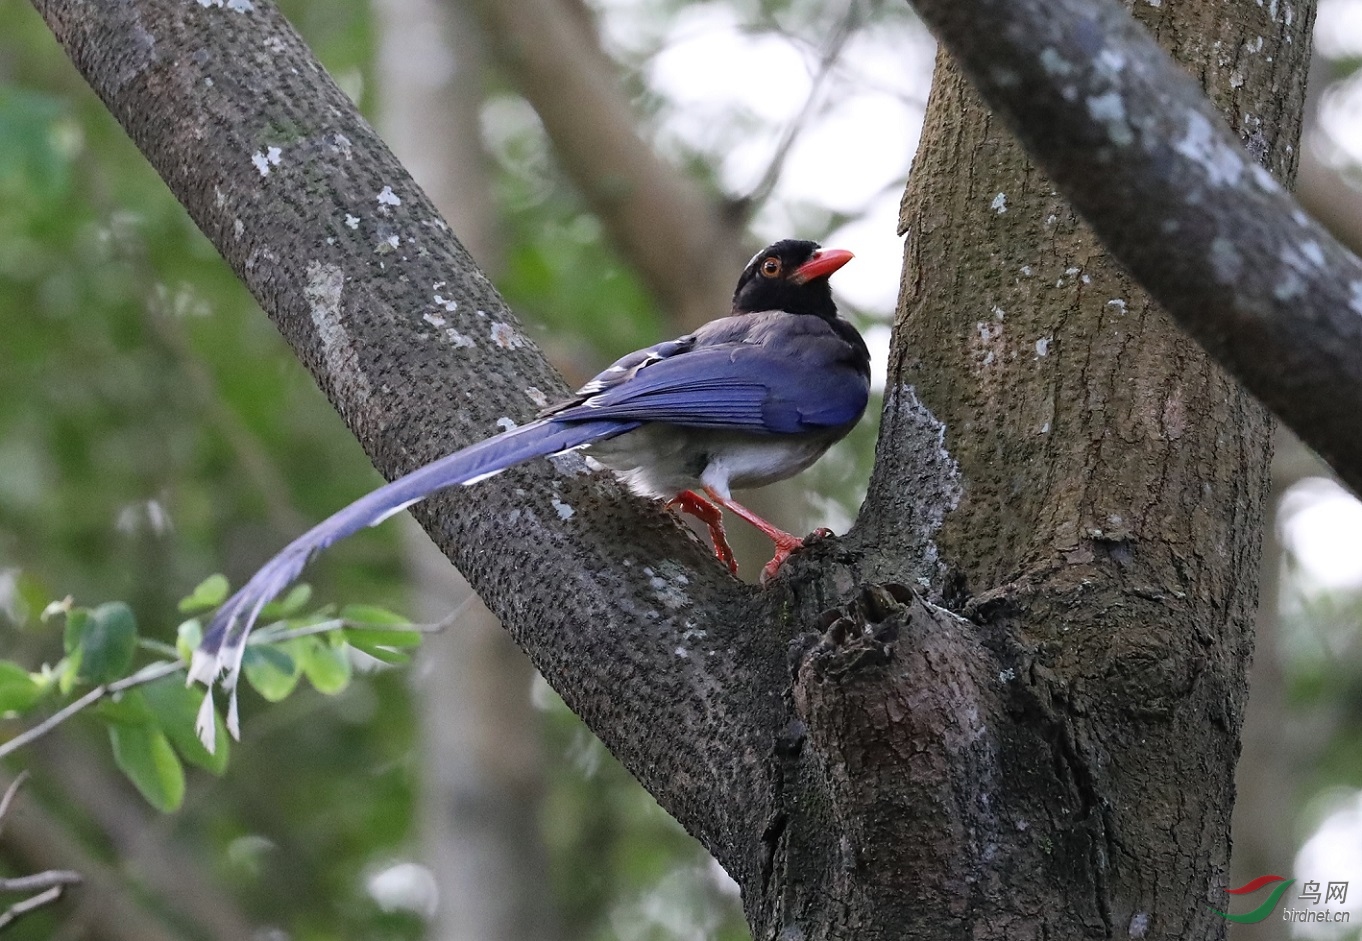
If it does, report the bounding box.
[190,239,868,724]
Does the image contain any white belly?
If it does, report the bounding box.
[587,426,835,499]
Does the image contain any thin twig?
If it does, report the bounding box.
[0,872,81,894]
[0,773,29,840]
[0,687,105,763]
[249,602,460,646]
[0,885,69,932]
[135,638,181,659]
[741,0,861,209]
[0,660,183,763]
[107,660,182,694]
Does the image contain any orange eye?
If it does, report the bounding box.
[760,257,782,278]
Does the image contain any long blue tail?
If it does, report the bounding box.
[189,416,637,700]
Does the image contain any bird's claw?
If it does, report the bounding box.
[668,490,739,576]
[759,529,833,586]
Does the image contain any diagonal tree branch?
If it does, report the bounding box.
[901,0,1362,496]
[461,0,748,329]
[28,0,787,890]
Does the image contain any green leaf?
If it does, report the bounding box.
[242,645,300,702]
[0,661,44,714]
[57,653,81,696]
[176,619,203,663]
[109,722,185,812]
[340,604,421,655]
[141,676,228,775]
[339,604,411,630]
[261,583,312,619]
[178,574,229,614]
[295,637,351,695]
[94,688,155,726]
[353,645,411,666]
[73,602,137,684]
[62,608,90,655]
[5,571,52,629]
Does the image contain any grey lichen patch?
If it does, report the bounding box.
[1172,112,1245,187]
[550,495,575,520]
[305,261,370,405]
[1095,47,1127,78]
[1273,271,1305,302]
[1086,91,1133,146]
[1209,237,1243,284]
[991,192,1008,214]
[1250,163,1281,193]
[1275,242,1324,301]
[251,145,282,176]
[376,185,401,207]
[887,385,963,579]
[1039,47,1077,77]
[642,562,692,612]
[440,328,475,349]
[974,319,1004,368]
[990,65,1021,88]
[547,451,592,477]
[490,322,527,349]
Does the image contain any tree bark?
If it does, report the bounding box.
[25,0,1324,937]
[900,0,1362,498]
[372,0,564,937]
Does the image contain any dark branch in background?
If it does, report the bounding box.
[460,0,748,327]
[0,774,80,933]
[903,0,1362,496]
[740,0,861,210]
[30,0,787,892]
[0,771,184,941]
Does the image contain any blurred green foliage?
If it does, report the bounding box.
[0,0,763,938]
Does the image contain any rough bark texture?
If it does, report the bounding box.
[787,0,1292,935]
[902,0,1362,498]
[27,0,1324,937]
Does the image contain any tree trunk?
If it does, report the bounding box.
[748,0,1303,935]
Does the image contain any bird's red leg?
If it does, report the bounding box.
[701,486,830,584]
[666,490,738,574]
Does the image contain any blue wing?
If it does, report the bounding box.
[549,340,868,434]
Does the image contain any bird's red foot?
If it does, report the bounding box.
[759,528,834,585]
[667,490,739,575]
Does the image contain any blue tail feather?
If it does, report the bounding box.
[190,416,636,694]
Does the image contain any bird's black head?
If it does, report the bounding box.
[732,239,853,319]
